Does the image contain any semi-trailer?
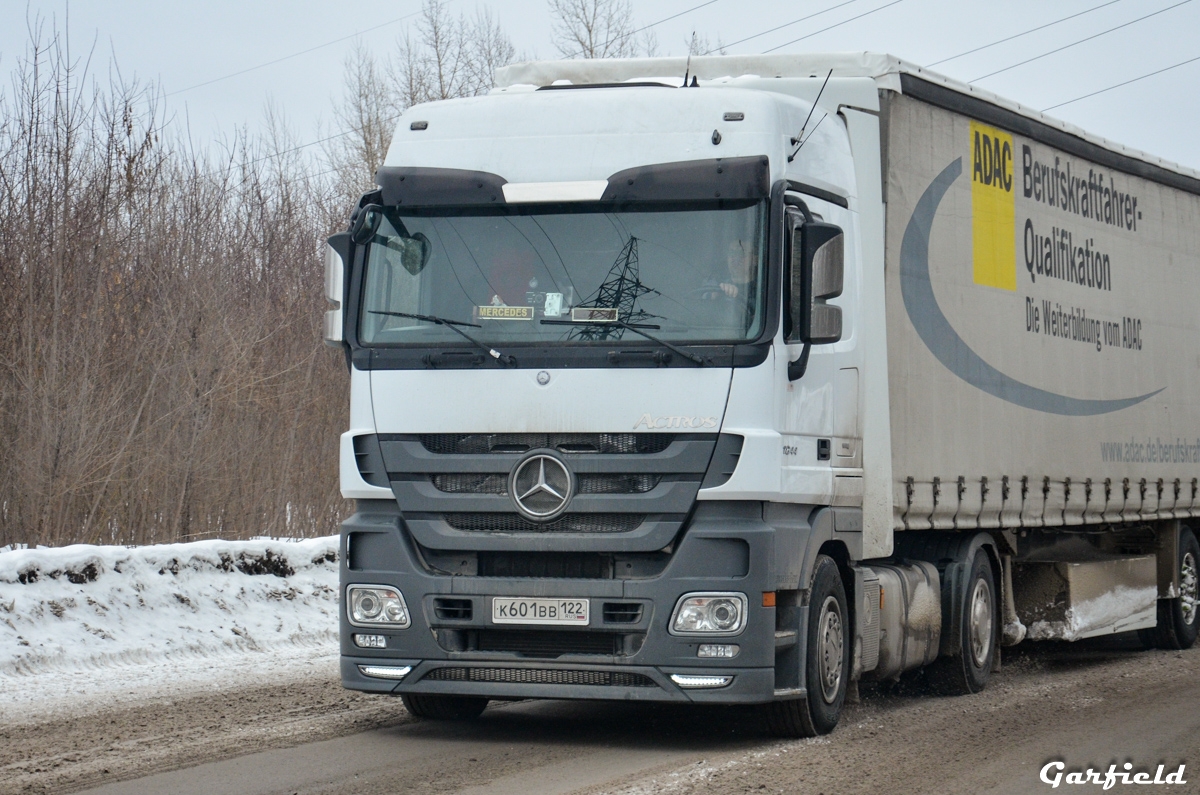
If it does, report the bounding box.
[326,53,1199,735]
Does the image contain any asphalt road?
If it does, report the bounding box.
[7,637,1200,795]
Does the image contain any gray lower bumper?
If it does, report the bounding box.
[339,501,821,705]
[342,656,780,703]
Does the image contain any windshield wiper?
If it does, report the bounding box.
[369,310,515,366]
[541,318,707,366]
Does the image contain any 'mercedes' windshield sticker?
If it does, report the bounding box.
[477,305,534,320]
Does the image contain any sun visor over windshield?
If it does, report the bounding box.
[376,156,770,208]
[601,156,771,203]
[376,167,508,207]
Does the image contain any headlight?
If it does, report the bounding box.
[669,592,747,635]
[347,585,410,628]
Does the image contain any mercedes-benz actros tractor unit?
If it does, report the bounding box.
[326,54,1200,736]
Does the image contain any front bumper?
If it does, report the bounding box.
[338,502,809,705]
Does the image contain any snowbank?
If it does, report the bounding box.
[0,536,340,680]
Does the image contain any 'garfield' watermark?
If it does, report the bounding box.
[1041,762,1187,789]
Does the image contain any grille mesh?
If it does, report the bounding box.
[423,666,656,687]
[475,630,621,657]
[419,433,674,455]
[430,473,661,495]
[444,513,645,534]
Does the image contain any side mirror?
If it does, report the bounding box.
[787,215,844,345]
[324,232,351,347]
[349,204,384,245]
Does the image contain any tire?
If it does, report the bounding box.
[400,693,489,720]
[766,555,849,737]
[926,549,997,696]
[1140,527,1200,651]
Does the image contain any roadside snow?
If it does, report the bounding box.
[0,536,341,716]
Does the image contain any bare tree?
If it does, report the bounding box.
[548,0,656,59]
[688,33,726,56]
[327,0,516,197]
[324,42,401,200]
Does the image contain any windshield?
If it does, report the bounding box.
[357,203,767,347]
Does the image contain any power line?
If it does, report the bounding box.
[763,0,907,53]
[1042,53,1200,110]
[928,0,1123,67]
[165,8,424,97]
[707,0,865,54]
[972,0,1193,82]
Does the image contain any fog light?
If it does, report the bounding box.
[347,585,410,628]
[669,592,748,636]
[670,674,734,689]
[354,634,387,648]
[697,643,739,658]
[358,664,412,680]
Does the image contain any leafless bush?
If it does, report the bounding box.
[0,5,518,548]
[0,25,347,547]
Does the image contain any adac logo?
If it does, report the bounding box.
[970,120,1016,291]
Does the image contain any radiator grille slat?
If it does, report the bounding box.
[419,433,674,456]
[430,473,661,495]
[444,513,645,534]
[423,666,656,687]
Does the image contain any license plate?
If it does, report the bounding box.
[492,597,589,626]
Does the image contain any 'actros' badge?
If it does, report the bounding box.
[509,452,573,521]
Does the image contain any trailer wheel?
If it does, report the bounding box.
[927,549,996,695]
[1141,527,1200,651]
[765,555,848,737]
[400,693,489,720]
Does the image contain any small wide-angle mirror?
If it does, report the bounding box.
[397,231,431,275]
[349,204,384,245]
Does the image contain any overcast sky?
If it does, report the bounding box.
[2,0,1199,170]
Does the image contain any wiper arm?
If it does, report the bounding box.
[370,310,515,366]
[541,319,706,366]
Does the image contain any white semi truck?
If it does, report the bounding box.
[326,54,1200,736]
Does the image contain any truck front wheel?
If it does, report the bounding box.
[1141,526,1200,650]
[400,693,489,720]
[765,555,849,737]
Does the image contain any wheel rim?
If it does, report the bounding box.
[1181,551,1197,627]
[817,594,844,704]
[968,577,994,669]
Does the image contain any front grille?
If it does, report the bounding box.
[430,473,661,495]
[432,474,508,494]
[444,513,645,534]
[602,602,644,623]
[476,629,621,658]
[479,551,613,578]
[419,433,674,456]
[423,666,656,687]
[434,598,473,620]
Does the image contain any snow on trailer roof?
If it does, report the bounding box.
[496,53,1200,188]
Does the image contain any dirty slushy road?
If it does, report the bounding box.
[6,638,1199,795]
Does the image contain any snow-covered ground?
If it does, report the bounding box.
[0,536,341,718]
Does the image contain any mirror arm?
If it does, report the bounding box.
[787,342,811,382]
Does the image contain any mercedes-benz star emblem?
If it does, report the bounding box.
[509,452,573,521]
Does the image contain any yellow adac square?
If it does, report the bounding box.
[970,120,1016,291]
